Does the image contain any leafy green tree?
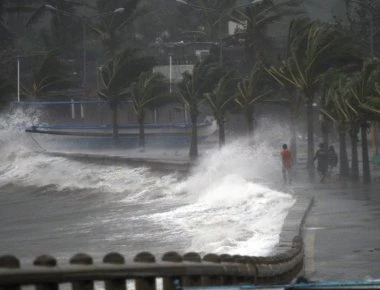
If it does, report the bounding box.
[235,64,272,140]
[204,71,238,147]
[130,71,168,150]
[177,57,220,160]
[98,48,155,143]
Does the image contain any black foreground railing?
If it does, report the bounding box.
[0,236,303,290]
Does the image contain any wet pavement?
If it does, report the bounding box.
[292,165,380,281]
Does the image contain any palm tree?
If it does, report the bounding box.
[264,18,309,163]
[98,48,155,143]
[177,58,220,160]
[229,0,303,68]
[204,71,238,147]
[320,72,352,178]
[266,19,357,178]
[130,71,168,150]
[235,64,272,140]
[21,52,71,99]
[348,60,380,183]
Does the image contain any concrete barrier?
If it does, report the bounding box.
[0,237,305,289]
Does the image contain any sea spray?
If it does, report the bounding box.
[150,139,295,256]
[0,108,295,263]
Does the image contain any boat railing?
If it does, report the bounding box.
[0,236,303,289]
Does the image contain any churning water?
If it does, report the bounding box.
[0,107,295,265]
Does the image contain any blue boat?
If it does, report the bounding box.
[25,117,218,150]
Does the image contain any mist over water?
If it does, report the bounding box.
[0,108,295,264]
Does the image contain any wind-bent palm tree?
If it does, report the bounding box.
[98,48,155,143]
[130,71,168,150]
[266,19,357,177]
[348,60,380,183]
[177,58,220,160]
[21,52,71,100]
[230,0,303,68]
[320,71,352,178]
[263,18,309,163]
[235,64,272,140]
[204,71,238,147]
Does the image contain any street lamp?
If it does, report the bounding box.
[175,0,261,66]
[44,4,125,94]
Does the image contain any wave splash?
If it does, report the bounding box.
[150,141,295,256]
[0,108,295,257]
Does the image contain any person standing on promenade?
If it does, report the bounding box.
[314,143,329,183]
[281,144,292,184]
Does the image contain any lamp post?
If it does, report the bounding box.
[175,0,262,67]
[45,5,125,94]
[16,51,48,102]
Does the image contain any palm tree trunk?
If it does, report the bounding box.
[189,112,198,160]
[338,126,349,178]
[361,122,371,184]
[138,111,145,150]
[321,117,329,150]
[290,112,297,164]
[111,105,119,145]
[218,119,225,148]
[245,108,254,141]
[306,97,315,179]
[244,23,255,70]
[350,126,359,181]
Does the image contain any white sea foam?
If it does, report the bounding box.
[0,107,295,258]
[149,140,295,256]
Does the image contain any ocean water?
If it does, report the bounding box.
[0,107,295,267]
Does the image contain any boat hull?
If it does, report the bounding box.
[25,119,218,150]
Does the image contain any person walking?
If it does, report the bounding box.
[314,143,329,183]
[281,144,292,184]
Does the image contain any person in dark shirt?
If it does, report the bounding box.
[314,143,328,183]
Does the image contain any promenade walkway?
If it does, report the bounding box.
[42,145,380,282]
[291,162,380,281]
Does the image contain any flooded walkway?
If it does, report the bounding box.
[294,167,380,281]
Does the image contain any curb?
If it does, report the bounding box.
[276,196,315,254]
